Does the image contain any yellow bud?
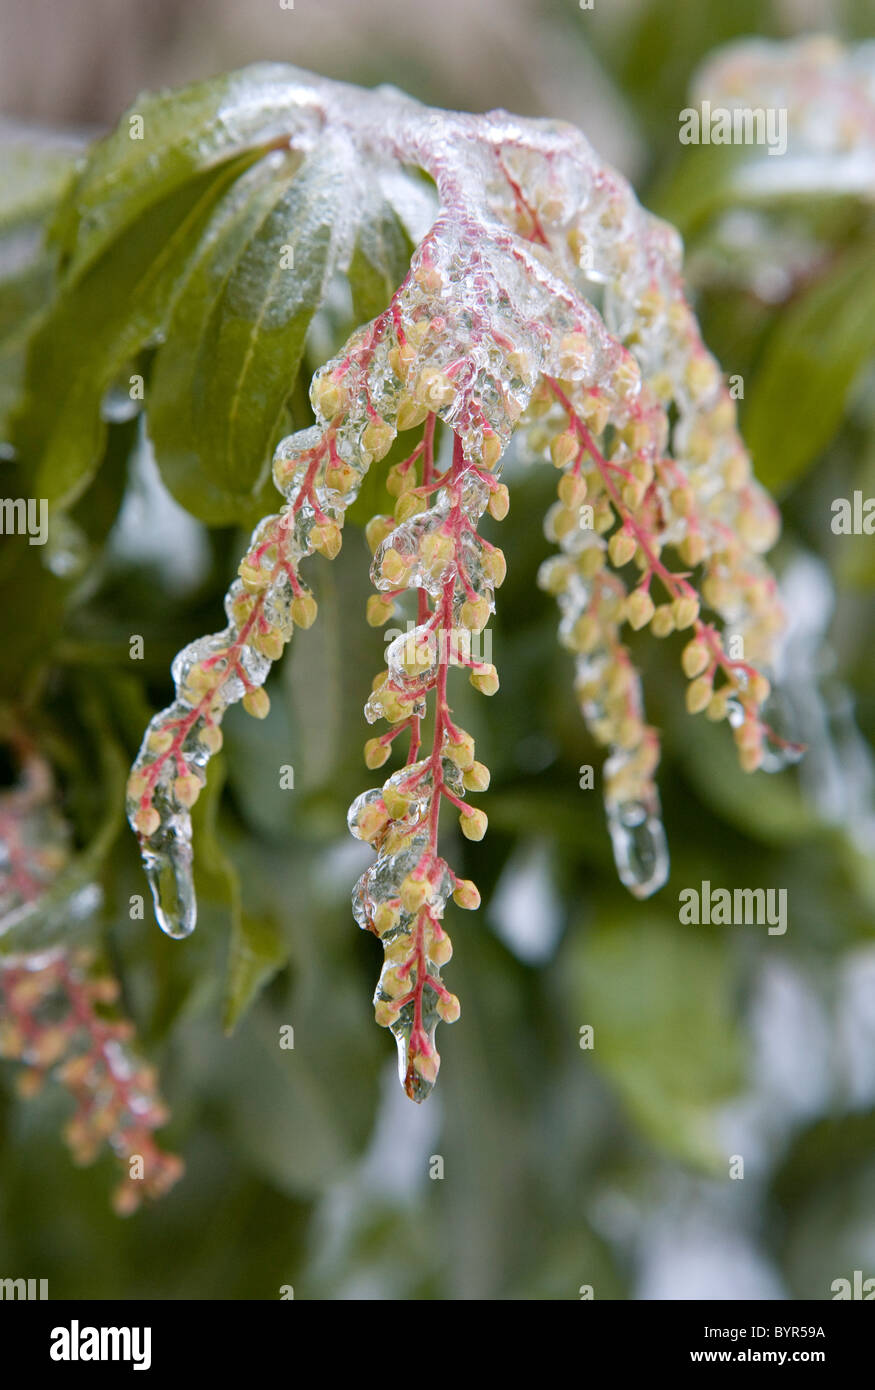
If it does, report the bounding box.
[373,902,401,936]
[671,484,695,517]
[383,786,410,821]
[238,560,268,592]
[388,342,417,379]
[291,594,318,628]
[625,589,655,630]
[325,461,358,494]
[311,522,342,559]
[445,731,475,769]
[748,673,771,704]
[366,595,395,627]
[429,933,453,966]
[558,473,587,508]
[243,688,270,719]
[365,515,394,553]
[173,774,201,809]
[414,367,456,410]
[134,806,160,837]
[470,663,499,696]
[488,484,510,520]
[706,690,730,722]
[651,604,675,638]
[686,675,713,714]
[400,876,430,912]
[572,613,600,653]
[679,532,707,567]
[673,595,700,630]
[463,760,490,792]
[386,463,415,497]
[437,993,461,1024]
[362,419,396,461]
[256,630,284,662]
[126,771,148,799]
[147,729,174,755]
[481,433,502,469]
[485,548,507,587]
[364,737,391,770]
[461,597,491,632]
[202,724,223,754]
[609,530,637,567]
[452,878,481,910]
[460,808,488,841]
[381,548,409,584]
[551,430,578,469]
[396,396,429,432]
[395,492,426,523]
[313,375,344,418]
[681,638,710,679]
[374,999,401,1028]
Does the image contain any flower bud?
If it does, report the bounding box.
[364,737,391,769]
[291,594,317,628]
[470,663,499,696]
[445,731,475,769]
[460,808,488,841]
[437,993,461,1024]
[243,688,270,719]
[488,484,510,520]
[550,430,578,469]
[452,878,481,910]
[673,595,700,630]
[685,675,713,714]
[366,595,395,626]
[681,638,710,678]
[609,529,637,568]
[463,760,490,792]
[625,589,655,630]
[365,515,395,553]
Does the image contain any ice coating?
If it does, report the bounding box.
[124,66,794,1095]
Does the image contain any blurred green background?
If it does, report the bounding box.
[1,0,874,1300]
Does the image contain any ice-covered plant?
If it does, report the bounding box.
[14,67,794,1101]
[0,744,181,1210]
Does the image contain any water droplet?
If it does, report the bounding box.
[607,799,669,899]
[759,689,805,773]
[144,844,196,939]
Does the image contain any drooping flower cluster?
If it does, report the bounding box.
[0,747,182,1211]
[126,71,793,1097]
[695,35,875,196]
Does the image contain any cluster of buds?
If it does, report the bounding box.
[128,70,795,1095]
[1,749,181,1212]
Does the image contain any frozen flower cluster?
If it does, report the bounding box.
[1,747,181,1210]
[127,70,794,1097]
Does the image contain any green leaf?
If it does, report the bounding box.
[744,243,875,491]
[223,910,289,1035]
[0,241,54,440]
[51,64,313,283]
[0,128,81,230]
[13,156,255,509]
[347,197,413,324]
[189,755,289,1033]
[566,912,744,1167]
[148,146,345,524]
